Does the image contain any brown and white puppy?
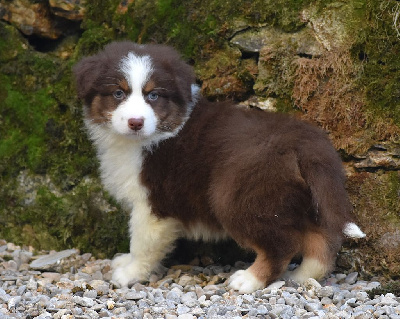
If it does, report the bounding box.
[73,41,365,293]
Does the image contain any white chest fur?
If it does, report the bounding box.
[85,122,148,207]
[85,121,230,243]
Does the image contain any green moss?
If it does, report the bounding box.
[0,76,49,172]
[77,0,319,60]
[368,281,400,298]
[0,23,128,257]
[357,0,400,126]
[74,25,115,59]
[82,0,121,28]
[0,175,129,258]
[382,171,400,226]
[0,22,27,62]
[195,45,257,100]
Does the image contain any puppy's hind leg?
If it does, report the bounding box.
[112,209,182,287]
[228,248,291,294]
[286,231,335,283]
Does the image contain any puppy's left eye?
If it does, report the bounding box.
[113,90,126,100]
[147,92,159,101]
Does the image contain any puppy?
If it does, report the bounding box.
[73,41,365,293]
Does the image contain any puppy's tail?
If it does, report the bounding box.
[343,222,366,239]
[298,145,366,240]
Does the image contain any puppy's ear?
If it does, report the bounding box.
[173,59,199,107]
[73,55,104,104]
[189,84,201,109]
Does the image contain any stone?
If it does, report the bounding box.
[41,272,61,282]
[196,46,257,100]
[125,290,146,300]
[178,275,195,287]
[317,286,334,298]
[30,249,79,272]
[354,144,400,171]
[49,0,86,20]
[83,289,97,299]
[345,272,359,285]
[257,305,269,315]
[177,304,190,315]
[380,294,399,306]
[267,281,286,291]
[166,290,182,303]
[301,2,360,50]
[304,302,322,312]
[106,300,115,310]
[16,285,26,296]
[231,26,324,56]
[26,278,38,291]
[72,296,95,307]
[181,292,198,307]
[247,26,324,95]
[7,296,21,309]
[0,0,62,39]
[304,278,322,290]
[89,280,110,295]
[4,260,18,271]
[194,286,204,299]
[321,297,333,305]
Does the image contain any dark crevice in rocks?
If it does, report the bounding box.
[358,50,369,62]
[297,52,313,59]
[26,35,64,53]
[24,19,81,53]
[241,50,259,61]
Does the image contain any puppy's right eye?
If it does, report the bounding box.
[113,90,126,100]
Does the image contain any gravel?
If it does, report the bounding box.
[1,239,399,319]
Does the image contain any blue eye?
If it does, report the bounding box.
[113,90,125,100]
[147,92,159,101]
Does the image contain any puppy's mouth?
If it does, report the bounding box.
[124,129,148,139]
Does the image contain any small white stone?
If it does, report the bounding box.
[267,280,285,291]
[304,278,322,290]
[345,272,359,284]
[177,304,190,315]
[72,296,95,307]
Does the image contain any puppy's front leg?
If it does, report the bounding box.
[112,208,182,287]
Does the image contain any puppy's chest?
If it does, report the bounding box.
[98,141,148,206]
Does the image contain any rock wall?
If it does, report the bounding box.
[0,0,399,279]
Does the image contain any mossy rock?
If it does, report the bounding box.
[0,22,28,62]
[346,170,400,280]
[0,22,129,258]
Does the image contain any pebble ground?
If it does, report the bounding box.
[1,239,399,319]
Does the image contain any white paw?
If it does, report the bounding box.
[228,269,265,294]
[284,258,328,284]
[111,253,134,269]
[111,254,148,287]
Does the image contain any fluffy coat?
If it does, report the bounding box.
[74,41,365,293]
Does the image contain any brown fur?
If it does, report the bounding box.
[74,41,355,287]
[140,100,352,284]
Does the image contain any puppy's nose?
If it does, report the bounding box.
[128,118,144,131]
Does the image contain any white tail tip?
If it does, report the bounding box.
[343,222,366,239]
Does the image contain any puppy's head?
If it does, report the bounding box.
[73,41,199,142]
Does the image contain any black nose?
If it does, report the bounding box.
[128,118,144,131]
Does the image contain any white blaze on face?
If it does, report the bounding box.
[111,53,157,137]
